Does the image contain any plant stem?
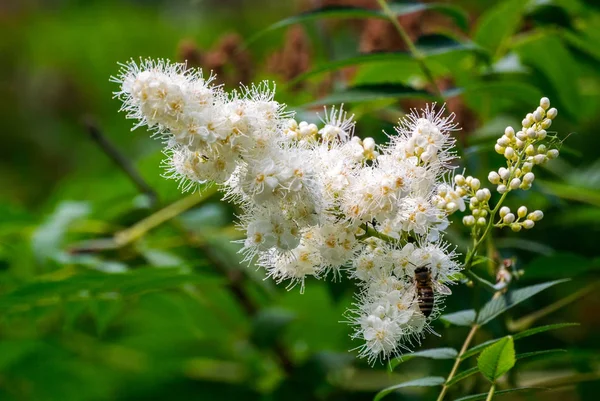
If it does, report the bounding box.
[485,383,496,401]
[375,0,443,98]
[436,324,479,401]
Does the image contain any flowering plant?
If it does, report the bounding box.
[113,59,561,371]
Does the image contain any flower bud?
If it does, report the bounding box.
[457,187,467,197]
[541,118,552,129]
[495,144,505,154]
[547,149,559,159]
[476,189,487,201]
[527,127,537,139]
[455,174,466,186]
[533,107,544,122]
[522,162,533,173]
[547,108,558,119]
[488,171,500,184]
[498,167,510,181]
[363,137,376,151]
[517,206,528,218]
[482,188,491,200]
[516,130,527,140]
[523,172,535,184]
[540,97,550,110]
[537,144,547,154]
[470,197,479,206]
[504,147,515,159]
[511,223,522,232]
[499,206,511,218]
[515,138,525,148]
[510,178,521,190]
[446,202,457,211]
[525,144,535,156]
[463,215,476,226]
[533,154,547,165]
[503,213,516,224]
[537,129,547,140]
[471,178,481,191]
[520,182,532,190]
[523,219,535,229]
[497,184,508,194]
[497,136,510,146]
[477,217,487,226]
[528,210,544,221]
[505,126,515,137]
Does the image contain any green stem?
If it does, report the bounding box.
[375,0,443,98]
[436,324,479,401]
[486,383,496,401]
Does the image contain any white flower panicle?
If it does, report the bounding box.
[113,59,466,364]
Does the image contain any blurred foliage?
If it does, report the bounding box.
[1,0,599,400]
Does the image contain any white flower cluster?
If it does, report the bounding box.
[113,59,462,363]
[460,97,559,232]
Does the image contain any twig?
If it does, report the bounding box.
[436,324,479,401]
[375,0,443,98]
[82,116,158,207]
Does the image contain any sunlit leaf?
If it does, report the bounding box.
[476,279,569,325]
[477,336,515,382]
[373,376,445,401]
[473,0,526,56]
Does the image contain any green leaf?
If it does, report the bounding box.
[390,347,458,369]
[454,387,545,401]
[299,84,431,107]
[373,376,445,401]
[473,0,526,56]
[516,349,566,361]
[477,336,515,382]
[251,308,296,348]
[513,323,579,340]
[537,180,600,207]
[462,323,578,361]
[441,309,476,326]
[476,279,569,325]
[446,366,480,387]
[249,3,469,45]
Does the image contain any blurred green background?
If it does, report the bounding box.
[1,0,600,400]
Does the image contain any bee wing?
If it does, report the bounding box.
[433,282,452,295]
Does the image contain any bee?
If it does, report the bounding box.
[414,264,452,318]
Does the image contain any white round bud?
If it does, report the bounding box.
[520,182,532,191]
[527,127,537,139]
[525,145,535,156]
[363,137,376,151]
[537,144,547,154]
[480,209,488,217]
[457,187,467,197]
[482,188,491,200]
[476,189,487,201]
[547,108,558,119]
[470,197,479,206]
[472,208,480,216]
[547,149,559,159]
[495,144,505,154]
[533,108,544,122]
[523,172,535,184]
[477,217,487,226]
[498,167,510,181]
[504,147,515,159]
[463,215,476,226]
[497,136,510,146]
[455,174,466,186]
[523,219,535,229]
[515,138,525,149]
[516,130,527,140]
[528,210,544,221]
[510,178,521,190]
[511,223,522,232]
[497,184,508,194]
[541,118,552,129]
[537,129,547,140]
[471,178,481,191]
[517,206,528,218]
[488,171,500,184]
[503,213,516,224]
[533,154,547,165]
[522,162,533,173]
[499,206,511,218]
[540,97,550,110]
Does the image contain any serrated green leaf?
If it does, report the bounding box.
[249,3,468,45]
[441,309,476,326]
[476,279,568,325]
[446,366,479,387]
[477,336,515,382]
[373,376,445,401]
[390,347,458,369]
[454,387,545,401]
[473,0,526,56]
[516,349,566,361]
